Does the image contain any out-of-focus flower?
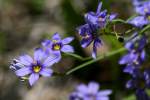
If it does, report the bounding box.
[77,2,117,59]
[129,0,150,27]
[119,35,147,75]
[119,34,150,99]
[69,82,112,100]
[77,24,102,59]
[85,2,117,28]
[10,48,56,86]
[126,69,150,100]
[128,16,149,28]
[42,32,74,62]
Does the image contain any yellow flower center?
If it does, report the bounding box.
[33,66,41,73]
[54,44,61,50]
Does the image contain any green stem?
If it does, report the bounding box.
[66,47,126,75]
[139,24,150,34]
[111,19,127,24]
[125,28,136,34]
[63,53,92,61]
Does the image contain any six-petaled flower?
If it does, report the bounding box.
[42,32,74,62]
[77,2,116,59]
[128,0,150,27]
[119,35,147,75]
[11,48,57,86]
[69,82,112,100]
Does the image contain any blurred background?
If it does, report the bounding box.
[0,0,136,100]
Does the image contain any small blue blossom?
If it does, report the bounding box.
[69,82,112,100]
[126,69,150,100]
[134,1,150,16]
[119,35,147,73]
[10,48,57,86]
[136,89,150,100]
[42,32,74,62]
[128,16,149,28]
[77,2,117,59]
[77,24,102,59]
[84,2,117,28]
[119,34,150,99]
[129,0,150,27]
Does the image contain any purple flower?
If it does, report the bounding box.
[77,2,117,59]
[11,48,57,86]
[119,34,150,99]
[42,32,74,62]
[134,1,150,16]
[136,89,150,100]
[128,16,149,28]
[84,2,117,28]
[119,35,147,72]
[69,82,112,100]
[129,0,150,27]
[77,24,102,59]
[126,70,150,100]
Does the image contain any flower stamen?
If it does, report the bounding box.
[33,66,41,73]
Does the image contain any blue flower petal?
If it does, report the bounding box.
[40,68,53,77]
[29,73,39,86]
[126,79,135,89]
[43,55,58,67]
[62,37,74,44]
[88,82,99,94]
[109,13,117,21]
[77,24,89,36]
[42,39,51,47]
[96,96,109,100]
[15,67,31,77]
[119,54,130,64]
[61,45,74,53]
[136,89,150,100]
[141,50,146,61]
[77,84,88,94]
[96,2,102,14]
[85,13,98,25]
[125,41,134,51]
[52,32,61,41]
[92,45,97,59]
[34,48,46,61]
[19,55,33,66]
[97,90,112,96]
[81,38,93,48]
[123,64,134,74]
[128,16,149,28]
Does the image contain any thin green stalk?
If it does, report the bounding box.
[111,19,127,24]
[63,53,92,61]
[139,24,150,34]
[66,47,126,75]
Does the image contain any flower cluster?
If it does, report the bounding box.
[119,34,150,99]
[77,2,117,59]
[9,0,150,100]
[69,82,112,100]
[119,34,147,75]
[128,0,150,27]
[10,33,74,86]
